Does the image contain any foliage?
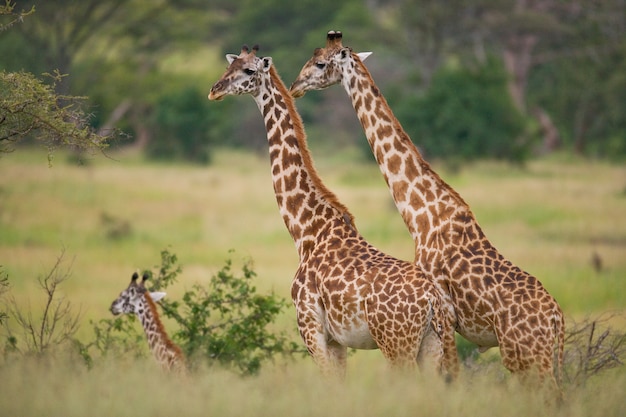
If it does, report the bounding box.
[528,47,626,158]
[76,315,146,370]
[2,0,625,161]
[81,249,301,375]
[0,70,111,160]
[391,57,533,164]
[146,87,215,164]
[0,249,82,358]
[0,0,34,32]
[156,250,303,375]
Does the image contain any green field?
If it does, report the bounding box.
[1,147,625,415]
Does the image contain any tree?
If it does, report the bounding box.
[0,70,110,158]
[1,0,222,151]
[392,56,531,164]
[384,0,626,156]
[0,3,110,158]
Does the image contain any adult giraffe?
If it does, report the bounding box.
[209,45,458,379]
[290,31,564,390]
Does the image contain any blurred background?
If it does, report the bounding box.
[2,0,625,164]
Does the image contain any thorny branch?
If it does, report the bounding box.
[5,248,82,355]
[564,312,626,386]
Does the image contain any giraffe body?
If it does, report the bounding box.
[290,31,564,389]
[209,46,458,378]
[110,273,186,373]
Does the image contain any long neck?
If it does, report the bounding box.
[341,55,474,244]
[252,66,355,258]
[138,294,182,370]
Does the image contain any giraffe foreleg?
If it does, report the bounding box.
[294,305,347,379]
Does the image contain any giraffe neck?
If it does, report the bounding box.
[340,55,477,247]
[138,293,182,369]
[251,65,355,258]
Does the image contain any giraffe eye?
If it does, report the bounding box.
[244,68,256,76]
[315,62,326,70]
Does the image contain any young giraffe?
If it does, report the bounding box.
[290,31,565,389]
[208,45,459,379]
[110,272,186,373]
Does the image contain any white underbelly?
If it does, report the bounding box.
[325,312,378,350]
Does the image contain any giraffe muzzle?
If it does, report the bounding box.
[289,81,307,98]
[208,82,226,101]
[208,89,225,101]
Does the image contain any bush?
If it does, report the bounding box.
[155,250,303,375]
[146,87,216,164]
[82,249,302,375]
[390,57,533,164]
[0,249,81,359]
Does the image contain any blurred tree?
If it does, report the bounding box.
[1,0,224,154]
[391,56,531,164]
[147,86,229,164]
[376,0,625,158]
[527,0,626,156]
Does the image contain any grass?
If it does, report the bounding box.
[1,147,625,414]
[0,354,624,417]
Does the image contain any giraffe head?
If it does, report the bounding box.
[208,44,272,101]
[110,272,166,316]
[290,30,371,98]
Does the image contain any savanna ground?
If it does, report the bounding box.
[1,146,625,416]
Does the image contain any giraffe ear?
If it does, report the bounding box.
[357,52,372,62]
[226,54,238,64]
[261,57,272,72]
[149,292,166,303]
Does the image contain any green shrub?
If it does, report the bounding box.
[146,87,216,164]
[83,249,302,375]
[155,250,303,375]
[390,57,533,164]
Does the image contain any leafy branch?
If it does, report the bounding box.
[0,70,111,160]
[0,0,35,32]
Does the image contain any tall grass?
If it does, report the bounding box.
[0,354,624,417]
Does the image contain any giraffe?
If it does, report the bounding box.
[290,31,565,390]
[208,45,459,379]
[110,272,186,373]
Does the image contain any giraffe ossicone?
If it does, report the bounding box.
[110,272,186,373]
[209,44,459,380]
[290,31,565,393]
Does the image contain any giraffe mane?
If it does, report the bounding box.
[268,64,356,227]
[143,292,184,358]
[349,50,471,210]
